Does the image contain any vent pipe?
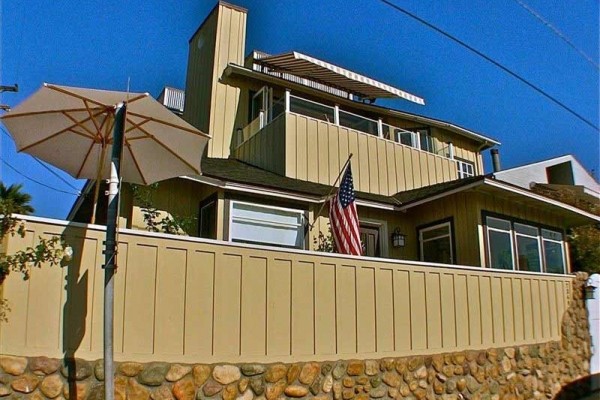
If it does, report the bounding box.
[491,149,501,172]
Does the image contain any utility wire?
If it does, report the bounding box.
[511,0,599,70]
[0,126,82,193]
[1,158,80,196]
[378,0,599,131]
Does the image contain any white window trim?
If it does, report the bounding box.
[514,222,543,272]
[419,221,453,264]
[485,216,516,270]
[484,216,567,274]
[541,228,567,274]
[228,200,306,249]
[456,159,475,179]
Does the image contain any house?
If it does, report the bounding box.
[70,1,599,275]
[2,3,596,396]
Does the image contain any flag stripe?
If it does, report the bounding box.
[329,163,361,256]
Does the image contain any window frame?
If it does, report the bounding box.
[198,194,218,239]
[228,200,307,249]
[417,218,455,264]
[456,158,476,179]
[482,211,567,274]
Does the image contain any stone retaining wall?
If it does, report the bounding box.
[0,273,590,400]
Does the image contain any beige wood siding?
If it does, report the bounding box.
[232,115,286,175]
[286,114,459,195]
[184,3,246,158]
[1,217,572,364]
[408,190,568,268]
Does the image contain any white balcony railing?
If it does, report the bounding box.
[239,92,456,161]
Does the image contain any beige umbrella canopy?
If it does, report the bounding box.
[1,83,209,185]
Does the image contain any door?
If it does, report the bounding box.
[360,226,381,257]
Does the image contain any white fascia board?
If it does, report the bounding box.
[398,180,486,211]
[182,175,398,210]
[484,179,600,222]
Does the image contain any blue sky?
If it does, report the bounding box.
[1,0,598,219]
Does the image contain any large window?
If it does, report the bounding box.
[419,221,454,264]
[417,128,435,153]
[229,201,306,249]
[484,215,566,273]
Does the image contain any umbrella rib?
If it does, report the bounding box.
[125,143,148,185]
[126,111,210,138]
[46,84,116,109]
[76,140,97,178]
[62,111,100,138]
[84,100,103,134]
[135,124,200,175]
[1,108,101,119]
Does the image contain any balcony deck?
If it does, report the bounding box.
[1,216,571,364]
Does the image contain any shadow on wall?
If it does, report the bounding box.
[61,222,90,397]
[553,373,600,399]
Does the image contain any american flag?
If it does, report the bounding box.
[329,163,361,255]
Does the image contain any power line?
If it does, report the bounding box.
[0,126,82,193]
[378,0,599,131]
[1,157,80,196]
[511,0,599,70]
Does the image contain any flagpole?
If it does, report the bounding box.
[309,153,353,231]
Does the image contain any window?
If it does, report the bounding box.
[484,214,566,273]
[542,229,566,274]
[419,221,453,264]
[456,159,475,179]
[515,223,541,272]
[395,129,416,147]
[229,201,305,249]
[486,217,514,270]
[417,128,435,153]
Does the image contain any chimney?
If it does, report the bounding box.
[491,149,501,172]
[490,149,502,172]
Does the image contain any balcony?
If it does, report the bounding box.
[1,215,572,364]
[234,94,461,195]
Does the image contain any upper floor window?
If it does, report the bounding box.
[229,201,306,249]
[416,128,435,153]
[484,214,566,273]
[456,159,475,178]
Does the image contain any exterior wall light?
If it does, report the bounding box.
[391,228,406,248]
[585,282,597,300]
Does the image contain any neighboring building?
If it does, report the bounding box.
[72,1,599,275]
[494,154,600,198]
[157,86,185,115]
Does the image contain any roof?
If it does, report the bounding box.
[195,158,599,226]
[197,158,398,205]
[256,51,425,105]
[223,64,500,148]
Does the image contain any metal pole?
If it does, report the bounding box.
[104,102,125,400]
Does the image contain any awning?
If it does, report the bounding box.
[256,51,425,105]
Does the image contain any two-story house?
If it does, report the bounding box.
[72,1,598,275]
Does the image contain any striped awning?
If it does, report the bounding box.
[256,51,425,105]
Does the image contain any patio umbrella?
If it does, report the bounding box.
[1,83,208,185]
[1,83,209,400]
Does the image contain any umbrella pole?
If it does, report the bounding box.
[91,145,108,224]
[104,103,125,400]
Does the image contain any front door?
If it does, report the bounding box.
[360,226,381,257]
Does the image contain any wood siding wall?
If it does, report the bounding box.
[1,217,571,364]
[232,115,286,176]
[183,3,246,158]
[235,113,460,196]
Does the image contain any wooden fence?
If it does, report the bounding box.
[0,216,572,363]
